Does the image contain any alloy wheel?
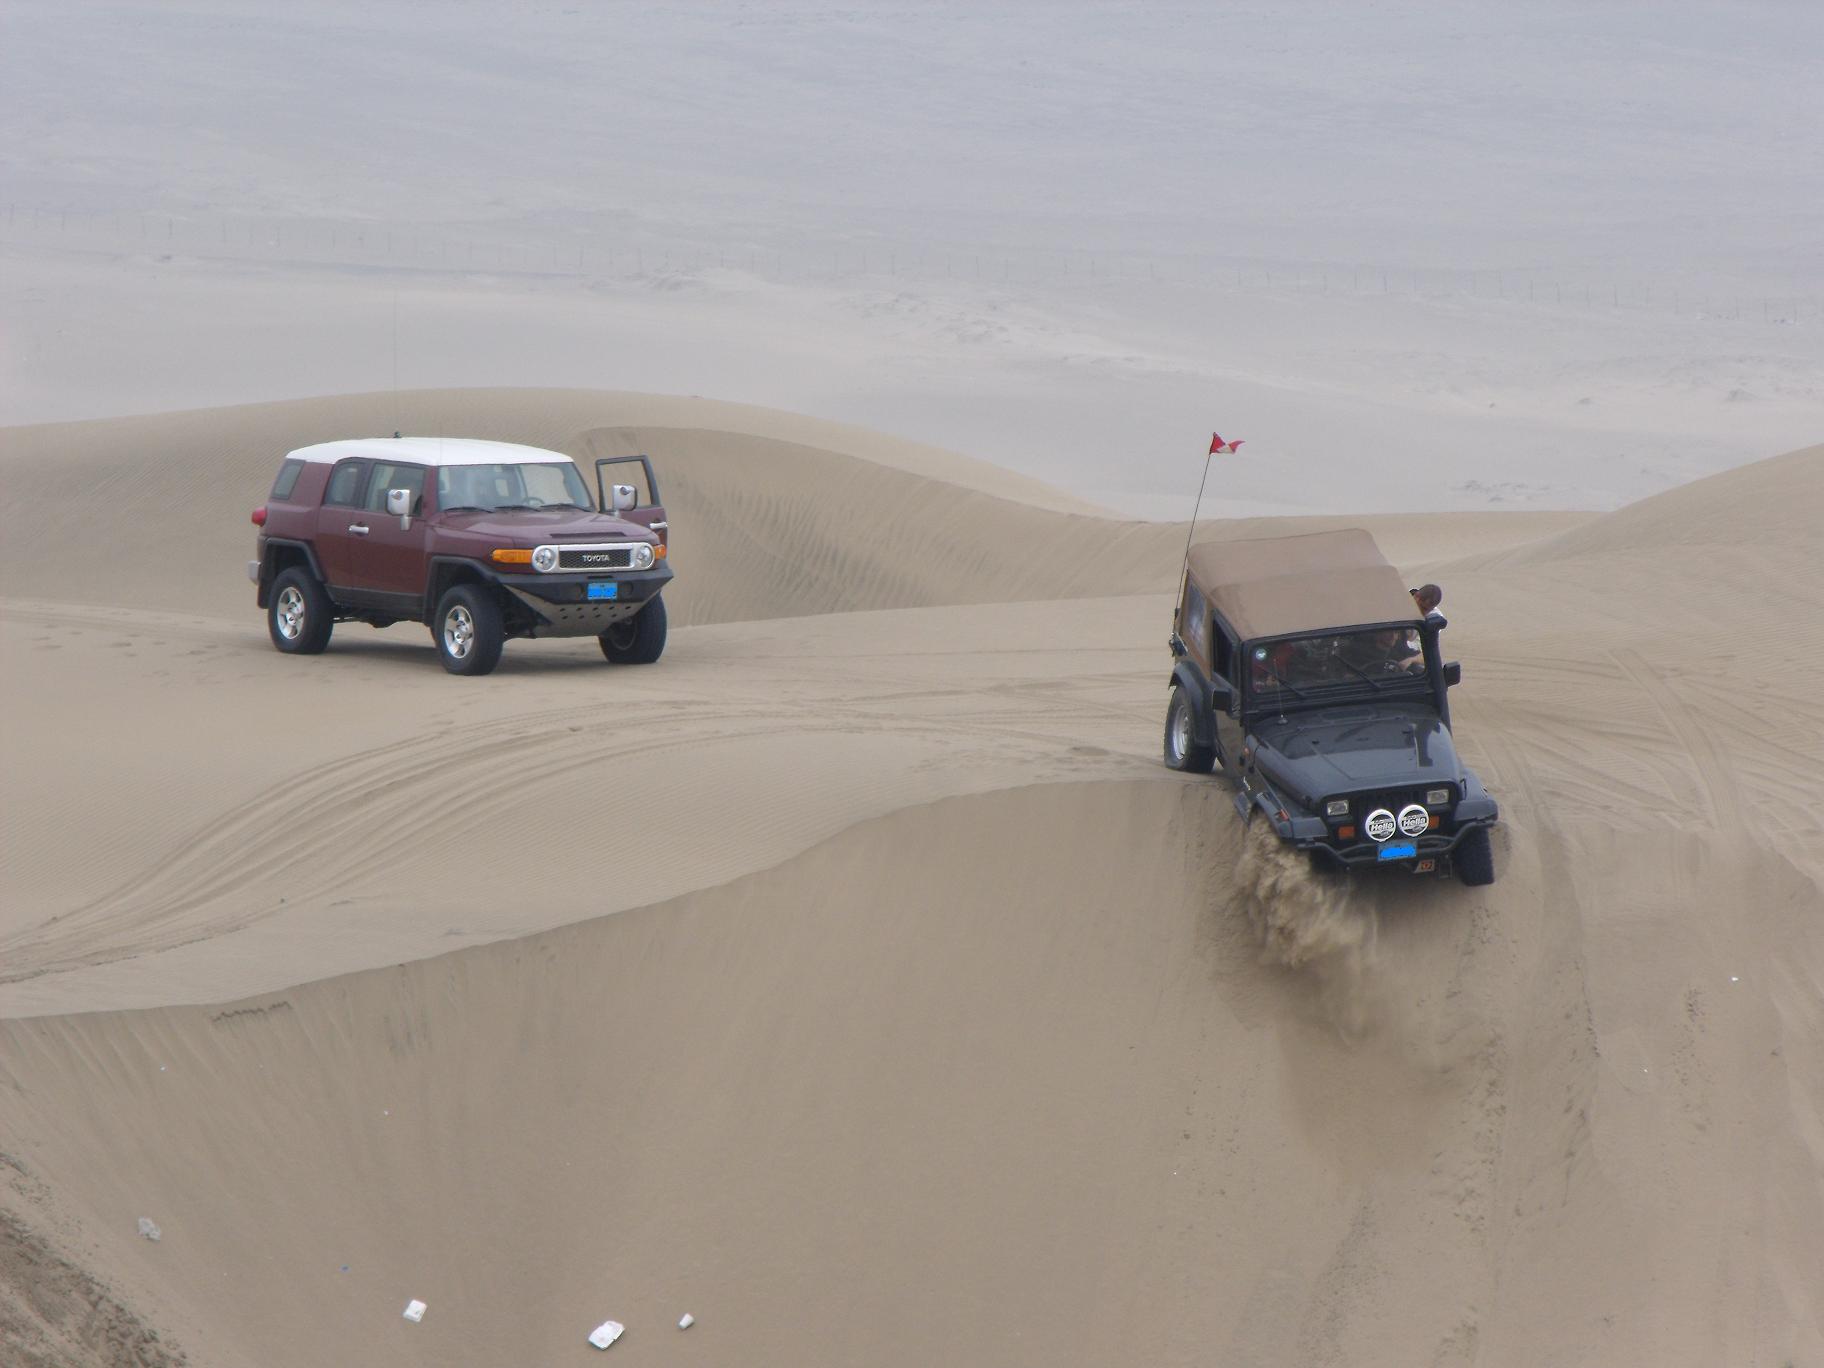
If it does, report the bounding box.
[276,586,305,640]
[444,605,475,659]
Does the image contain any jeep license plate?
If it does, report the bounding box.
[587,582,619,600]
[1377,841,1417,862]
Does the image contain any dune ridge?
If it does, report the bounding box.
[0,388,1588,624]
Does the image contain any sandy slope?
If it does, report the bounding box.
[0,387,1581,623]
[0,395,1819,1367]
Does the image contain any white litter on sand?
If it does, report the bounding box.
[588,1320,624,1350]
[137,1218,161,1241]
[678,1313,694,1330]
[403,1300,426,1323]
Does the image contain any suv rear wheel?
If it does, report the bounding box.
[1163,681,1215,773]
[435,584,505,676]
[1455,826,1496,886]
[268,567,334,655]
[599,594,667,664]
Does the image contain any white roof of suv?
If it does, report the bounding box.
[287,437,578,467]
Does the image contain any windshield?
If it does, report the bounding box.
[436,462,593,513]
[1247,626,1427,700]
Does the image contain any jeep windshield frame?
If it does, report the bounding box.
[1241,622,1436,716]
[434,461,593,515]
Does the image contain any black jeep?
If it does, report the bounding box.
[1164,529,1497,885]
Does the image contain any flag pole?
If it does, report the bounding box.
[1179,446,1215,592]
[1179,433,1241,590]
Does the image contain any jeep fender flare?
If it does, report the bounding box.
[1169,661,1216,749]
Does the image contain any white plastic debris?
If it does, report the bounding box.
[1730,976,1740,983]
[137,1217,161,1241]
[588,1320,624,1349]
[403,1299,427,1323]
[678,1313,694,1330]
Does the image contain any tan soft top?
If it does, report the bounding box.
[1186,528,1419,640]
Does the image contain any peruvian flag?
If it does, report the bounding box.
[1209,433,1244,454]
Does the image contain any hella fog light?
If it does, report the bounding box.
[633,544,655,570]
[1324,799,1350,818]
[1425,787,1451,806]
[531,546,558,572]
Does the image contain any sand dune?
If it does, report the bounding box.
[0,388,1586,625]
[1,396,1819,1366]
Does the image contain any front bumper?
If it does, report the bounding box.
[495,565,672,637]
[1235,775,1497,873]
[1301,818,1495,869]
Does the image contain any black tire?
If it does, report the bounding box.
[268,566,334,655]
[1455,825,1496,886]
[1163,681,1215,773]
[599,594,667,665]
[434,584,505,676]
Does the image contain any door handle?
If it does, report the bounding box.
[348,524,369,535]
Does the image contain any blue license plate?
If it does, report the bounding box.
[1377,841,1417,862]
[587,582,619,600]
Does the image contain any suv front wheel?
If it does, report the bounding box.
[268,567,334,655]
[599,594,667,665]
[435,584,505,676]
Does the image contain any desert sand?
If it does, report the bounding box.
[1,391,1820,1366]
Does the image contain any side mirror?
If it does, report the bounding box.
[386,487,412,529]
[1443,661,1462,687]
[1210,684,1234,715]
[611,483,638,513]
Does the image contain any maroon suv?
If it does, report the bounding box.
[249,437,672,675]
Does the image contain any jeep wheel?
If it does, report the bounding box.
[599,594,667,665]
[435,585,505,676]
[1455,826,1496,886]
[1163,681,1215,773]
[268,567,334,655]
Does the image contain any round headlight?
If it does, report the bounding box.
[633,544,655,569]
[531,546,558,572]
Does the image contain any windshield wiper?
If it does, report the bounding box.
[440,504,489,514]
[1264,665,1308,700]
[1332,656,1389,692]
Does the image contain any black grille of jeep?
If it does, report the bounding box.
[558,547,632,571]
[1348,785,1455,830]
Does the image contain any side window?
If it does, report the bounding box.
[324,460,367,507]
[1214,627,1235,684]
[270,459,305,500]
[1182,584,1209,661]
[365,462,426,513]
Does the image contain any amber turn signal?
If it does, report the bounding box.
[490,548,533,564]
[654,542,667,559]
[1337,825,1356,840]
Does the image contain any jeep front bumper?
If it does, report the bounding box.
[1235,778,1497,870]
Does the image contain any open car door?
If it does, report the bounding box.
[594,455,668,551]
